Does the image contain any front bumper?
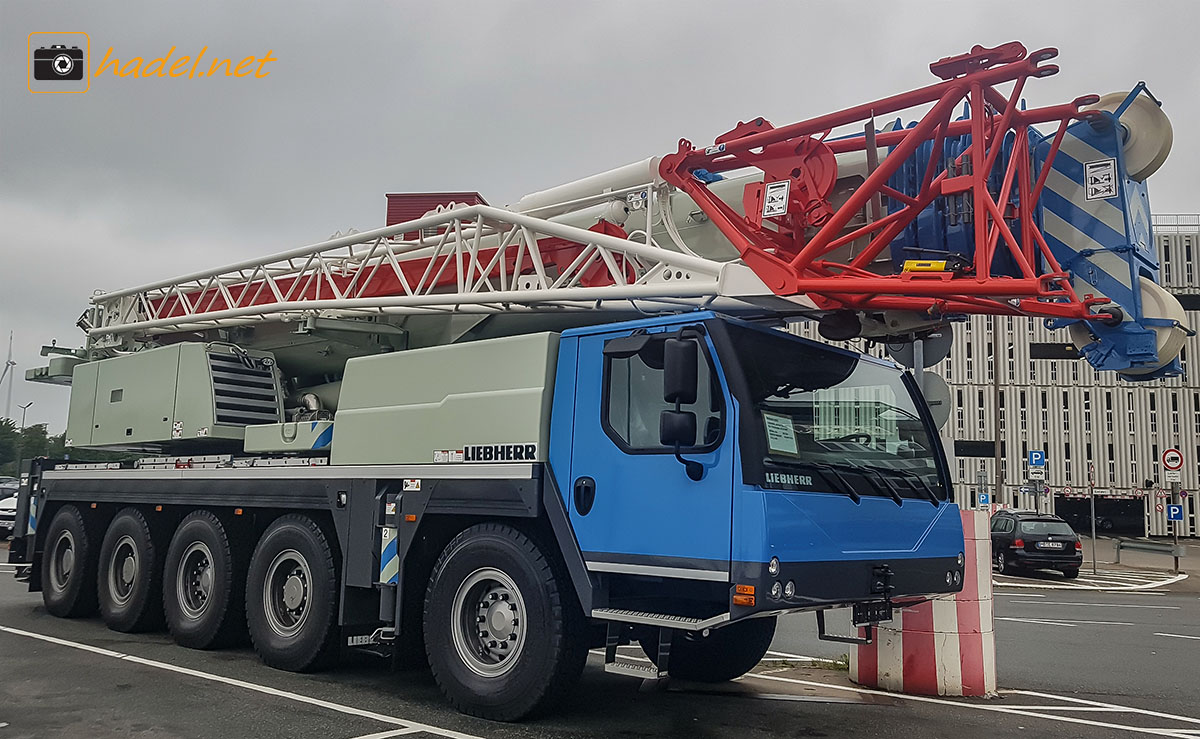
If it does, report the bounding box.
[731,555,963,616]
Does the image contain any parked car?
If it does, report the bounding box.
[990,509,1083,578]
[0,493,16,540]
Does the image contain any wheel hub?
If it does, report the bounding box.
[282,574,305,610]
[178,541,215,619]
[451,567,527,677]
[263,549,312,638]
[50,530,76,592]
[109,535,139,605]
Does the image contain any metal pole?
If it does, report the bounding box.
[1171,480,1181,573]
[1088,461,1098,576]
[992,317,1003,508]
[912,338,925,392]
[16,401,32,478]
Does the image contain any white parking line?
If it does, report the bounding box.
[0,625,483,739]
[765,649,822,661]
[349,730,425,739]
[996,617,1133,628]
[1004,690,1200,728]
[1010,601,1180,609]
[743,673,1200,737]
[1155,633,1200,641]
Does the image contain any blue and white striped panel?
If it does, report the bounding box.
[1040,120,1137,313]
[379,527,399,585]
[27,496,38,535]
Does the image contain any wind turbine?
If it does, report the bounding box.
[1,331,14,421]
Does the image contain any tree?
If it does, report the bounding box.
[0,418,16,476]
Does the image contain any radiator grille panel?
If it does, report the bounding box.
[208,352,281,426]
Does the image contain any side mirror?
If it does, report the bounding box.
[663,338,698,404]
[660,410,703,481]
[660,410,696,448]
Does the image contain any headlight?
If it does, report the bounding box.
[946,571,954,586]
[957,551,965,567]
[770,581,783,599]
[783,580,796,599]
[768,557,780,576]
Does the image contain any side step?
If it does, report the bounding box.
[816,609,874,645]
[603,622,669,679]
[591,608,729,632]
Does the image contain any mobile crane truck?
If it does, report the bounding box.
[8,42,1185,720]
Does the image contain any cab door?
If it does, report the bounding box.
[566,325,734,583]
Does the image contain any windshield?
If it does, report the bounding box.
[1020,520,1076,536]
[714,322,948,502]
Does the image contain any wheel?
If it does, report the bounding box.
[1062,568,1080,579]
[423,523,587,721]
[246,514,339,672]
[163,510,246,649]
[40,505,99,618]
[98,508,164,632]
[996,551,1015,575]
[639,617,776,682]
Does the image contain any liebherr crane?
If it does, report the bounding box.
[10,43,1184,720]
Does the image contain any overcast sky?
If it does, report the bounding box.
[2,0,1198,431]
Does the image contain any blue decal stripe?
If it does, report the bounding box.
[311,425,334,450]
[379,535,400,584]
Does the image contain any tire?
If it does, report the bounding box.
[163,510,246,649]
[98,508,164,632]
[246,515,339,673]
[996,551,1015,575]
[1062,568,1080,579]
[40,505,99,618]
[639,617,776,682]
[423,523,587,721]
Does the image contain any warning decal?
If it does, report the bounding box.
[763,180,790,218]
[1084,158,1118,201]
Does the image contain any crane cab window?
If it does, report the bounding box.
[602,336,723,453]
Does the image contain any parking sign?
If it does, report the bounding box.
[1166,504,1184,522]
[1028,450,1045,467]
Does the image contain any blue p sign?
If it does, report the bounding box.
[1167,504,1184,522]
[1028,450,1045,467]
[979,493,990,505]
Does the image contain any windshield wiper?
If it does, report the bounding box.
[885,467,942,506]
[806,462,861,504]
[843,462,905,507]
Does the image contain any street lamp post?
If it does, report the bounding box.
[15,401,33,477]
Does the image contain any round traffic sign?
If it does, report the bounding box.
[1162,448,1184,471]
[1062,486,1073,495]
[1182,491,1190,498]
[1156,503,1165,512]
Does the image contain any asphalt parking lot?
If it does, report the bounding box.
[4,547,1200,739]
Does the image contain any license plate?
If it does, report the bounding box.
[1036,541,1064,549]
[852,601,893,626]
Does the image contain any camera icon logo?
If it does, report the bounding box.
[28,32,90,93]
[34,45,84,80]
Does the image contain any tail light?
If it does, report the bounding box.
[1012,538,1024,548]
[1075,540,1083,551]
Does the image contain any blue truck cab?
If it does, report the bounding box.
[552,312,965,627]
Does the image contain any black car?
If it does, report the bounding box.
[990,510,1083,578]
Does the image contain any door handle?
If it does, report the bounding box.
[574,477,596,516]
